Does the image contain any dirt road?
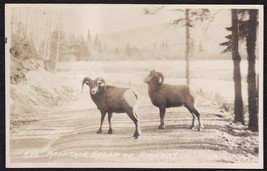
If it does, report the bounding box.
[9,90,258,167]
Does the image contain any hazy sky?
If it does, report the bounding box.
[66,5,231,36]
[6,4,231,36]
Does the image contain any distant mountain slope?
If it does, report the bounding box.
[98,23,185,50]
[97,22,231,59]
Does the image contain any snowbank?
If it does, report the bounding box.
[10,69,74,132]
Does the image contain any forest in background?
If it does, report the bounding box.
[9,7,258,62]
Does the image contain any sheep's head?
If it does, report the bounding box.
[143,70,164,85]
[82,77,106,95]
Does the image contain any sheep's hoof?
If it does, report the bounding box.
[133,133,140,139]
[198,128,203,131]
[133,132,140,139]
[108,129,113,134]
[158,125,165,129]
[190,126,196,130]
[96,129,102,134]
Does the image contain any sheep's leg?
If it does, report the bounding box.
[193,109,204,131]
[134,111,142,137]
[189,112,197,130]
[107,112,113,134]
[186,105,204,131]
[133,121,141,139]
[127,111,141,139]
[158,106,166,129]
[185,105,203,131]
[97,111,106,134]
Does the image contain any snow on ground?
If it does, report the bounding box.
[10,69,74,132]
[56,60,256,105]
[8,60,261,167]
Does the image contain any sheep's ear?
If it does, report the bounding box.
[157,72,164,85]
[98,81,105,87]
[96,77,106,90]
[85,81,90,86]
[159,77,162,83]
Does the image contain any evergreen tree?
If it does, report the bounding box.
[246,9,258,132]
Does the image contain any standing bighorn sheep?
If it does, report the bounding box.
[143,70,204,131]
[82,76,141,139]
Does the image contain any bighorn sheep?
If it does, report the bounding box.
[82,76,141,139]
[143,70,204,131]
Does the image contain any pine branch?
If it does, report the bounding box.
[226,26,232,31]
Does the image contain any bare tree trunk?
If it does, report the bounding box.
[247,9,258,132]
[53,10,62,73]
[231,9,244,124]
[54,25,61,73]
[35,35,39,53]
[25,8,29,39]
[185,9,190,85]
[33,10,39,53]
[46,18,52,60]
[36,14,40,52]
[54,29,61,72]
[11,9,14,36]
[43,17,49,59]
[19,9,22,37]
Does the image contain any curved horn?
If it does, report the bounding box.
[143,70,156,84]
[82,77,93,92]
[157,72,164,85]
[150,70,156,75]
[95,77,106,90]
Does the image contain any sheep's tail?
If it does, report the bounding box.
[131,89,139,120]
[133,91,138,100]
[188,85,200,109]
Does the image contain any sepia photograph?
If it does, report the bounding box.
[5,4,263,168]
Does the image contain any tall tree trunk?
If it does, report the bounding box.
[247,9,258,132]
[19,9,22,37]
[11,9,14,36]
[33,11,39,53]
[43,17,49,59]
[231,9,244,124]
[46,18,52,59]
[25,8,29,39]
[185,9,190,85]
[54,10,62,73]
[56,29,61,60]
[54,26,61,73]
